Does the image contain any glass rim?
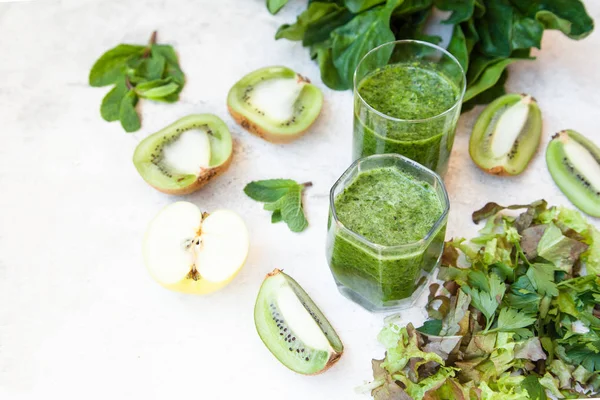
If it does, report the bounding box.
[353,39,467,124]
[329,153,450,252]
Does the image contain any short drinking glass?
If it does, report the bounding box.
[326,154,449,312]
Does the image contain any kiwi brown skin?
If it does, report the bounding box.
[477,164,514,177]
[227,105,316,144]
[227,66,323,144]
[133,114,233,195]
[150,152,233,196]
[256,269,344,375]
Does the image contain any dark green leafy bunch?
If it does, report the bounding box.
[361,200,600,399]
[244,179,311,232]
[89,31,185,132]
[267,0,594,109]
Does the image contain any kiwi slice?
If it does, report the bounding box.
[227,66,323,143]
[254,269,343,375]
[469,93,542,175]
[546,130,600,217]
[133,114,232,195]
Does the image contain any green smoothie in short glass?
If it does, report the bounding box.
[326,154,449,311]
[353,40,465,177]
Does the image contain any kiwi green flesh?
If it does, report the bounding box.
[254,270,343,375]
[546,130,600,217]
[227,66,323,137]
[469,94,542,175]
[133,114,232,192]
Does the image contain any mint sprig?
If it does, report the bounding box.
[89,31,185,132]
[244,179,311,232]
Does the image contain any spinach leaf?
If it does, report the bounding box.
[266,0,595,108]
[276,3,344,41]
[463,18,479,54]
[331,0,399,88]
[461,70,507,111]
[447,25,468,71]
[475,0,513,58]
[512,14,544,50]
[434,0,474,25]
[463,57,517,101]
[313,42,347,90]
[393,7,439,44]
[344,0,385,13]
[510,0,594,39]
[392,0,432,17]
[303,6,354,46]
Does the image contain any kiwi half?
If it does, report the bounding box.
[546,130,600,217]
[254,269,343,375]
[227,66,323,143]
[133,114,232,195]
[469,93,542,176]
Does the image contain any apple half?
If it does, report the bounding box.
[143,202,249,294]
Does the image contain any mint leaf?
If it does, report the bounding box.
[119,91,140,132]
[136,81,179,99]
[139,54,166,80]
[267,0,288,14]
[100,77,129,121]
[89,44,145,87]
[244,179,310,232]
[271,210,282,223]
[90,32,185,133]
[244,179,298,202]
[151,44,185,85]
[280,185,308,232]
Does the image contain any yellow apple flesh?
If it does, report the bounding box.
[143,202,249,294]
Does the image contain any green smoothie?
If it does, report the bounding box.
[353,62,461,176]
[326,165,447,308]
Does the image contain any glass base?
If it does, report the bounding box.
[333,272,433,313]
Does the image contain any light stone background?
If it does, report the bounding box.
[1,0,599,399]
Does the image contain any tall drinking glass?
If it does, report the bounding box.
[353,40,466,177]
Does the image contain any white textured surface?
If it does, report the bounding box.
[0,0,599,399]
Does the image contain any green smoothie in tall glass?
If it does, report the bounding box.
[353,41,465,177]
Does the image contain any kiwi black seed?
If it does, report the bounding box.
[546,130,600,217]
[227,66,323,144]
[132,114,233,195]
